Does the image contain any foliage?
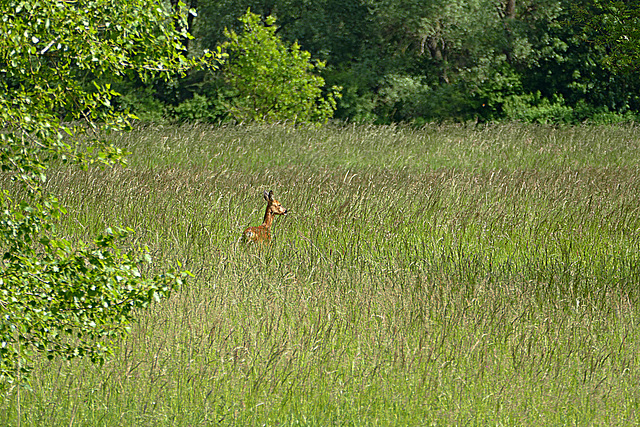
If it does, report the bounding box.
[574,0,640,74]
[220,10,340,124]
[502,92,575,123]
[0,0,214,390]
[85,0,640,123]
[172,93,221,123]
[194,0,640,123]
[116,84,170,123]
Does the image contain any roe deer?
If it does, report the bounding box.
[242,190,288,244]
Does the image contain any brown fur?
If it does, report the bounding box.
[242,190,287,244]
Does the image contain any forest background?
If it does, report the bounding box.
[118,0,640,125]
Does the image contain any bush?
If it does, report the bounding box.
[221,10,341,125]
[502,92,575,124]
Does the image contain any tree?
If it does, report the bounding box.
[221,9,340,124]
[576,0,640,73]
[0,0,220,391]
[102,0,640,123]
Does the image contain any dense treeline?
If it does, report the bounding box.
[118,0,640,124]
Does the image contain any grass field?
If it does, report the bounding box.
[3,123,640,425]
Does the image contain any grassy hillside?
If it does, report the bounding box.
[4,123,640,425]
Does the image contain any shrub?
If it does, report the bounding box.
[221,10,341,125]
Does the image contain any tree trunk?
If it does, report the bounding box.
[170,0,197,51]
[502,0,516,63]
[505,0,516,20]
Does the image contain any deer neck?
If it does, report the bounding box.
[262,208,274,228]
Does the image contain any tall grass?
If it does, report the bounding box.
[3,123,640,425]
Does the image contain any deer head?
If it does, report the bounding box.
[242,190,287,244]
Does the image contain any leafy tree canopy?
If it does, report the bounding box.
[574,0,640,74]
[100,0,640,124]
[221,9,340,124]
[0,0,220,390]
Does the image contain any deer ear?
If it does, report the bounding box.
[263,190,269,201]
[268,190,275,201]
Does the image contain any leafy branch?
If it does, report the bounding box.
[0,0,218,391]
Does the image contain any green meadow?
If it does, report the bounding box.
[4,123,640,426]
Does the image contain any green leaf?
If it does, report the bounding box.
[0,0,199,391]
